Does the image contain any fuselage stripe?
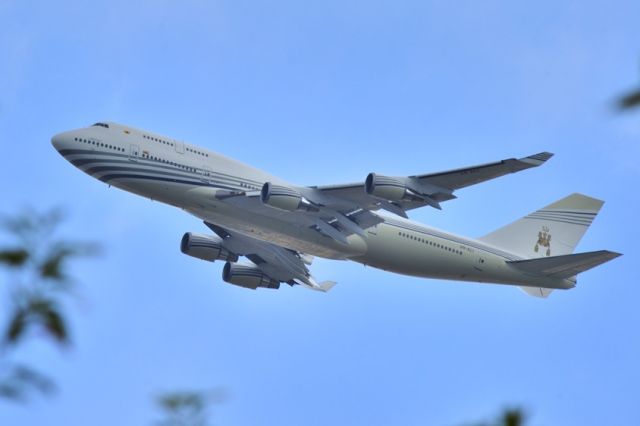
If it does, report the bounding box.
[59,149,265,187]
[528,212,595,221]
[524,215,591,226]
[97,173,239,191]
[65,156,258,190]
[536,210,596,216]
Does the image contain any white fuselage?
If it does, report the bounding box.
[51,122,573,290]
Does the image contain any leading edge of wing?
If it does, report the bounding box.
[316,152,553,191]
[409,151,554,190]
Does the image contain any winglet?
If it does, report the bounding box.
[519,152,554,167]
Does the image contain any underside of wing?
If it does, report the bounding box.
[214,186,383,247]
[203,222,336,292]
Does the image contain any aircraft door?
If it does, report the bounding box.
[175,141,185,154]
[468,247,485,273]
[201,165,213,183]
[129,144,140,161]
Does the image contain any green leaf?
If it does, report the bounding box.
[0,249,29,267]
[42,307,68,343]
[5,308,27,344]
[39,252,65,280]
[28,298,68,344]
[159,391,205,412]
[38,243,101,281]
[4,298,69,346]
[0,365,56,401]
[1,208,64,240]
[501,409,525,426]
[618,89,640,110]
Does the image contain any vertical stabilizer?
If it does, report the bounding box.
[479,193,604,259]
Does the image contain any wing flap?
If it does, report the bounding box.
[507,250,621,279]
[519,286,554,298]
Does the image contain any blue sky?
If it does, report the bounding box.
[1,1,638,424]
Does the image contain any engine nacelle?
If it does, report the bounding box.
[222,262,280,290]
[365,173,414,201]
[260,182,317,212]
[180,233,238,262]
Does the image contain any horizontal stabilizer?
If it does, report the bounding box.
[507,250,621,280]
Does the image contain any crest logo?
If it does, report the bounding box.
[534,226,552,256]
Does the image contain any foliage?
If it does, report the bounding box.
[617,89,640,110]
[155,389,227,426]
[0,365,55,401]
[617,63,640,111]
[0,208,99,402]
[466,407,526,426]
[493,409,525,426]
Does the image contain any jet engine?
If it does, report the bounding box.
[260,182,318,212]
[222,262,280,290]
[180,232,238,262]
[365,173,418,201]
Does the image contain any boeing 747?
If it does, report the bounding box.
[52,122,620,297]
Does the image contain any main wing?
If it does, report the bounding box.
[204,222,336,292]
[315,152,553,217]
[214,152,552,247]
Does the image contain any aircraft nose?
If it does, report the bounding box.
[51,131,73,152]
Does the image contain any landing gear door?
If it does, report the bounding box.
[129,144,140,161]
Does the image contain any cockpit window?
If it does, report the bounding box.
[92,122,109,128]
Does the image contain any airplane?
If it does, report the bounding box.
[51,122,621,298]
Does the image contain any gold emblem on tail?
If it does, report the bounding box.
[534,226,552,256]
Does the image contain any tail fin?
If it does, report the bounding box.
[479,193,604,258]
